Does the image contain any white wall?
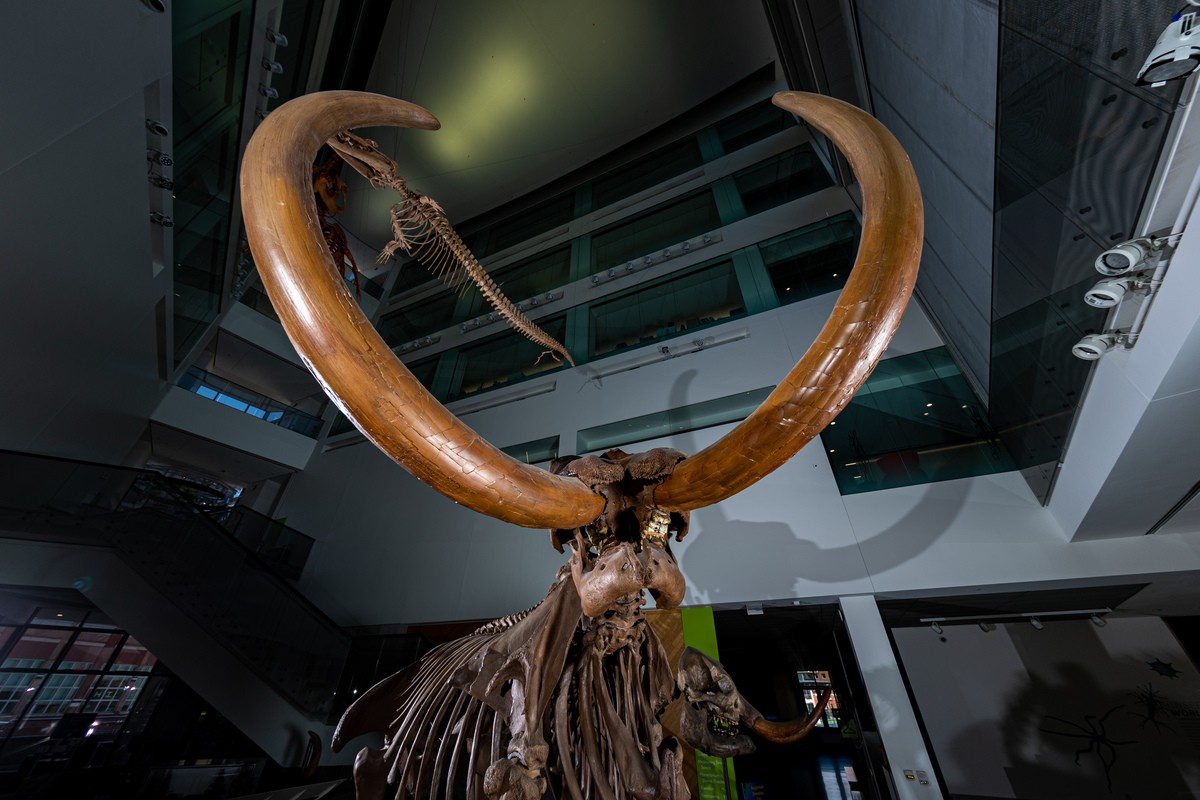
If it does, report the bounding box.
[894,617,1200,798]
[275,295,1200,627]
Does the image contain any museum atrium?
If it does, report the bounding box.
[2,1,1200,798]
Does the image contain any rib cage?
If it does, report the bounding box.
[328,131,574,367]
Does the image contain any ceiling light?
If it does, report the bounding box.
[1095,238,1159,276]
[1137,10,1200,86]
[1071,331,1123,361]
[1091,614,1107,627]
[930,622,942,634]
[1030,617,1044,630]
[978,622,996,632]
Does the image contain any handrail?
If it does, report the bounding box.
[0,449,347,719]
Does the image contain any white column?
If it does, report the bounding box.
[839,594,943,799]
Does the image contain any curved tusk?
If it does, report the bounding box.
[240,91,604,529]
[654,91,922,511]
[749,687,832,744]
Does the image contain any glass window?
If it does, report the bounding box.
[476,191,576,257]
[591,190,720,273]
[390,261,438,297]
[0,672,42,716]
[577,387,774,454]
[478,247,572,311]
[28,673,92,715]
[715,99,796,153]
[758,213,860,304]
[3,628,72,668]
[85,675,148,715]
[0,627,14,655]
[589,259,747,358]
[592,138,704,210]
[501,436,560,465]
[378,292,461,347]
[30,607,87,627]
[60,632,124,672]
[733,144,834,216]
[112,636,157,673]
[449,316,568,400]
[820,348,1013,494]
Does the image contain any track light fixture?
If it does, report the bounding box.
[1084,275,1147,309]
[1138,7,1200,87]
[262,58,284,74]
[145,119,169,137]
[148,175,173,190]
[150,212,174,228]
[146,149,173,167]
[265,29,289,47]
[1091,614,1107,627]
[1071,331,1126,360]
[930,622,942,635]
[978,622,996,632]
[1029,617,1044,630]
[1095,237,1161,276]
[259,84,279,100]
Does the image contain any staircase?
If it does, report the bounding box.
[0,451,354,766]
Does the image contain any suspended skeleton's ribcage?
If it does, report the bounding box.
[382,190,575,367]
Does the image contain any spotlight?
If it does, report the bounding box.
[930,622,942,635]
[258,84,279,99]
[262,58,284,74]
[1137,9,1200,87]
[265,29,289,47]
[1095,238,1159,276]
[1084,276,1142,309]
[148,175,174,190]
[1091,615,1107,627]
[140,0,166,12]
[146,149,173,166]
[1072,332,1123,361]
[150,212,174,228]
[145,119,169,137]
[1029,617,1044,630]
[978,622,996,632]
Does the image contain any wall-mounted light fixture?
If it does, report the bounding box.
[265,29,289,46]
[145,119,169,137]
[1138,6,1200,87]
[262,58,284,74]
[930,622,942,635]
[150,212,174,228]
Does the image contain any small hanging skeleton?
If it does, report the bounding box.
[241,88,923,800]
[327,131,574,367]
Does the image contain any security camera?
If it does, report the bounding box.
[1095,238,1159,275]
[1072,332,1120,361]
[145,118,169,137]
[1138,10,1200,86]
[1084,276,1140,309]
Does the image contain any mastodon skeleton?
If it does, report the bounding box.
[240,89,922,800]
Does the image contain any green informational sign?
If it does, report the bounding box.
[840,718,861,740]
[680,607,738,800]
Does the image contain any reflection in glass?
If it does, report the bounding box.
[715,99,796,154]
[759,213,860,304]
[990,1,1179,497]
[501,436,560,465]
[378,292,461,347]
[476,191,576,257]
[450,316,568,400]
[592,138,704,210]
[589,260,746,358]
[61,632,124,672]
[476,247,572,313]
[591,190,720,272]
[733,144,834,217]
[822,348,1013,494]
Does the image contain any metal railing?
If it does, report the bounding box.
[0,451,346,720]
